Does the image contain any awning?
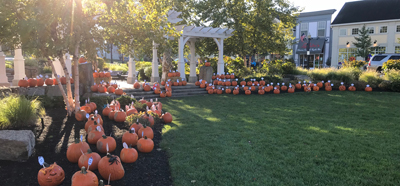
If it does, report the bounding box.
[296,38,325,54]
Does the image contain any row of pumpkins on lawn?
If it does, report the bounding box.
[93,71,113,78]
[133,81,175,97]
[38,99,173,186]
[196,78,373,95]
[18,75,74,87]
[90,82,125,95]
[211,72,236,80]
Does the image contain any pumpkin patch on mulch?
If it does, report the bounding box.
[0,108,172,186]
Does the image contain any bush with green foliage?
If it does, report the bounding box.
[133,101,147,112]
[138,68,148,81]
[342,60,367,68]
[97,57,106,70]
[292,67,308,75]
[116,95,136,110]
[104,62,128,73]
[32,96,65,109]
[42,66,52,74]
[24,58,39,67]
[243,73,282,83]
[382,59,400,71]
[384,70,400,81]
[0,95,45,129]
[359,71,383,88]
[5,60,13,69]
[307,68,335,81]
[260,59,296,76]
[199,56,251,79]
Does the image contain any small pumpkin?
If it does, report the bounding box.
[133,81,140,89]
[37,162,65,186]
[71,167,98,186]
[97,135,117,153]
[81,105,91,114]
[273,87,280,94]
[161,81,166,86]
[264,86,271,92]
[98,85,107,93]
[166,91,172,97]
[225,88,232,94]
[99,72,105,78]
[243,86,249,91]
[349,84,356,91]
[144,84,151,91]
[250,85,256,91]
[67,138,90,163]
[37,78,45,87]
[137,136,154,153]
[120,145,138,164]
[93,72,99,78]
[208,89,214,94]
[225,74,231,79]
[245,89,251,95]
[75,110,87,122]
[253,81,259,86]
[220,74,225,79]
[217,89,223,94]
[78,149,101,171]
[339,83,346,91]
[122,128,138,147]
[246,81,252,86]
[313,84,320,91]
[225,81,232,86]
[53,78,58,85]
[232,81,238,86]
[259,79,266,86]
[60,76,67,85]
[115,89,124,95]
[325,85,332,91]
[138,125,154,139]
[295,83,302,89]
[281,83,288,91]
[107,86,115,93]
[27,78,38,87]
[258,89,265,95]
[102,107,111,117]
[87,127,105,144]
[44,78,53,86]
[205,62,211,67]
[233,88,239,95]
[365,85,372,92]
[78,57,87,64]
[105,72,111,78]
[162,112,173,123]
[98,154,125,181]
[317,81,324,88]
[18,78,29,87]
[126,108,138,116]
[160,92,166,98]
[240,81,246,86]
[91,85,98,92]
[114,110,126,123]
[288,87,295,93]
[130,121,143,134]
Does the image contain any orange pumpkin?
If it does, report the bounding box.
[99,72,105,78]
[102,107,111,117]
[264,86,271,92]
[317,82,324,88]
[313,85,320,91]
[78,149,101,171]
[75,110,87,121]
[71,167,98,186]
[339,84,346,91]
[122,128,138,147]
[205,62,211,66]
[250,85,256,91]
[98,154,125,181]
[108,110,116,120]
[258,89,265,95]
[37,78,44,87]
[86,121,104,134]
[81,105,91,114]
[107,86,115,93]
[220,74,225,79]
[138,126,154,139]
[93,72,99,78]
[89,113,102,125]
[137,136,154,153]
[45,78,53,86]
[70,77,74,84]
[245,90,251,95]
[143,85,151,91]
[273,88,280,94]
[208,89,214,94]
[162,112,173,123]
[253,81,259,86]
[295,83,302,89]
[105,72,111,78]
[126,108,138,116]
[130,122,143,135]
[233,88,239,95]
[246,81,252,86]
[97,135,117,153]
[87,127,105,144]
[27,78,37,87]
[37,162,65,186]
[281,85,288,91]
[91,85,98,92]
[240,81,246,86]
[260,80,266,86]
[232,81,238,86]
[166,91,172,97]
[78,57,87,64]
[114,111,126,123]
[225,88,232,94]
[225,81,232,86]
[115,89,124,95]
[67,139,90,163]
[365,85,372,92]
[60,76,67,85]
[226,74,231,79]
[98,85,107,93]
[349,84,356,91]
[160,92,166,98]
[325,85,332,91]
[120,146,138,163]
[18,79,29,87]
[53,78,58,85]
[288,87,295,93]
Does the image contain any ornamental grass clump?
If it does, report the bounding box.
[0,95,45,129]
[359,71,383,88]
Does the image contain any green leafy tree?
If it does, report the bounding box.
[352,25,372,61]
[175,0,300,67]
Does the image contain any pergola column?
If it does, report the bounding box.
[178,36,186,80]
[0,45,10,87]
[127,54,136,84]
[12,47,26,86]
[213,38,225,75]
[151,41,160,82]
[188,39,197,83]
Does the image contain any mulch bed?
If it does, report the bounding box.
[0,108,172,186]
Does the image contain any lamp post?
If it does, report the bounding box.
[306,35,312,69]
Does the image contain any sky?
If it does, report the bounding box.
[291,0,360,20]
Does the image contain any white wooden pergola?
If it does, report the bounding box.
[127,10,234,83]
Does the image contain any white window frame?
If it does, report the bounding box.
[352,28,359,35]
[395,46,400,54]
[396,25,400,33]
[300,23,308,36]
[317,21,326,37]
[339,29,347,36]
[368,27,374,34]
[380,26,387,33]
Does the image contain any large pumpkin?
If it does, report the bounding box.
[91,85,98,92]
[37,78,45,87]
[144,85,151,91]
[87,127,105,144]
[313,85,320,91]
[28,78,37,87]
[120,146,138,164]
[245,90,251,95]
[365,85,372,92]
[295,83,302,89]
[325,85,332,91]
[86,121,104,134]
[288,87,295,93]
[349,84,356,91]
[138,126,154,139]
[67,139,90,163]
[122,128,138,147]
[45,78,53,86]
[97,135,117,153]
[114,111,126,123]
[264,86,271,92]
[225,88,232,94]
[273,88,280,94]
[162,112,173,123]
[339,85,346,91]
[130,122,143,135]
[137,136,154,153]
[233,88,239,95]
[78,149,101,171]
[37,162,65,186]
[102,107,111,117]
[71,167,98,186]
[258,89,265,95]
[108,110,116,120]
[98,154,125,181]
[75,110,87,122]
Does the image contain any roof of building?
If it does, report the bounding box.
[332,0,400,25]
[298,9,336,18]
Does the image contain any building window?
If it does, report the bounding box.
[368,27,374,34]
[338,48,357,62]
[300,23,308,36]
[395,46,400,54]
[317,21,326,37]
[380,26,387,33]
[340,29,347,36]
[396,25,400,32]
[371,46,386,54]
[352,28,359,35]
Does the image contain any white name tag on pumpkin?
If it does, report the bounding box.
[88,157,93,166]
[38,156,44,166]
[123,142,128,149]
[80,135,83,142]
[96,126,101,132]
[106,143,109,152]
[86,114,89,119]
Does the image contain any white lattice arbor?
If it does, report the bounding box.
[175,24,234,82]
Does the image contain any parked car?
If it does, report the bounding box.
[367,54,400,72]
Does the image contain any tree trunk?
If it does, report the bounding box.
[58,53,74,116]
[48,58,70,112]
[73,46,80,112]
[162,48,172,81]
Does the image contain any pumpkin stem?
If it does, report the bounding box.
[87,148,92,154]
[102,135,107,139]
[144,136,148,140]
[74,138,80,143]
[99,180,104,186]
[106,153,112,158]
[94,121,98,125]
[43,162,50,168]
[80,166,87,174]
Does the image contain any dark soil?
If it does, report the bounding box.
[0,108,172,186]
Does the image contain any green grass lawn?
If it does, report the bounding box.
[160,92,400,186]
